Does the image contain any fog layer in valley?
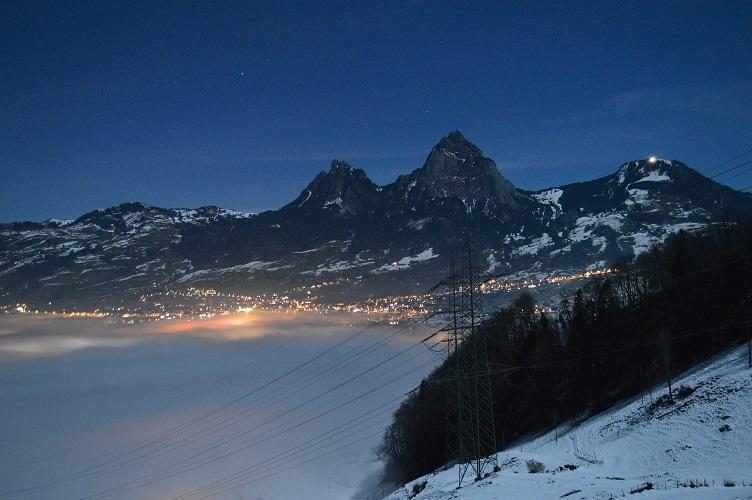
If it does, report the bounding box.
[0,313,437,499]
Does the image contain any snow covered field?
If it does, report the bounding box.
[387,345,752,499]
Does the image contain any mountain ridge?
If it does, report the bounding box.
[2,132,751,309]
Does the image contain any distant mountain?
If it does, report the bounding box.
[2,132,751,308]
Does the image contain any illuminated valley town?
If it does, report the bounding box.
[2,267,614,324]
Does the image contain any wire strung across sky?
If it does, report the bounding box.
[171,412,398,500]
[69,319,425,483]
[704,147,752,176]
[92,355,440,500]
[62,312,442,498]
[78,346,440,499]
[167,396,412,499]
[170,386,452,500]
[0,318,427,497]
[709,158,752,180]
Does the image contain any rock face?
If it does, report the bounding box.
[285,132,526,218]
[286,160,382,216]
[388,130,525,215]
[2,132,751,308]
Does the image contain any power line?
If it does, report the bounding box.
[169,416,395,499]
[709,158,752,180]
[5,336,286,489]
[10,216,748,498]
[176,420,394,500]
[704,147,752,176]
[79,353,440,499]
[78,345,435,499]
[0,319,395,497]
[713,161,752,184]
[171,376,452,500]
[430,315,749,383]
[188,428,388,500]
[72,317,442,498]
[169,398,413,500]
[73,320,423,479]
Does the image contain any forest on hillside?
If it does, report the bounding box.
[378,221,752,486]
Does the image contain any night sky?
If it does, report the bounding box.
[2,1,751,222]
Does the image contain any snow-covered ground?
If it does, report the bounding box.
[386,345,752,499]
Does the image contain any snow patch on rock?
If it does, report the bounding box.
[532,188,564,218]
[511,233,554,257]
[568,212,624,244]
[371,248,439,273]
[635,170,672,183]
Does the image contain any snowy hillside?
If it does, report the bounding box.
[386,345,752,499]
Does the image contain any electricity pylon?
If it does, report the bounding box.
[441,246,499,487]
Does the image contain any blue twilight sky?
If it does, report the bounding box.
[1,0,752,222]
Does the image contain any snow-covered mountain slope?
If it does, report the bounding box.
[0,204,257,308]
[386,345,752,499]
[2,132,752,308]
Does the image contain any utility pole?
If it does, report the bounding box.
[745,292,752,370]
[639,359,644,406]
[747,319,751,370]
[554,405,558,443]
[659,328,673,400]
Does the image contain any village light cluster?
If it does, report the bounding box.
[1,267,615,325]
[479,267,616,294]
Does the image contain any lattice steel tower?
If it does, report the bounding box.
[442,246,499,487]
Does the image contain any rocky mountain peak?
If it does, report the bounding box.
[313,159,374,191]
[433,130,483,156]
[393,131,523,212]
[285,160,379,214]
[327,159,356,175]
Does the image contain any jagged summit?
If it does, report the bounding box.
[327,159,356,174]
[315,159,373,184]
[287,159,379,214]
[392,131,524,213]
[444,129,466,141]
[285,132,527,216]
[433,129,482,155]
